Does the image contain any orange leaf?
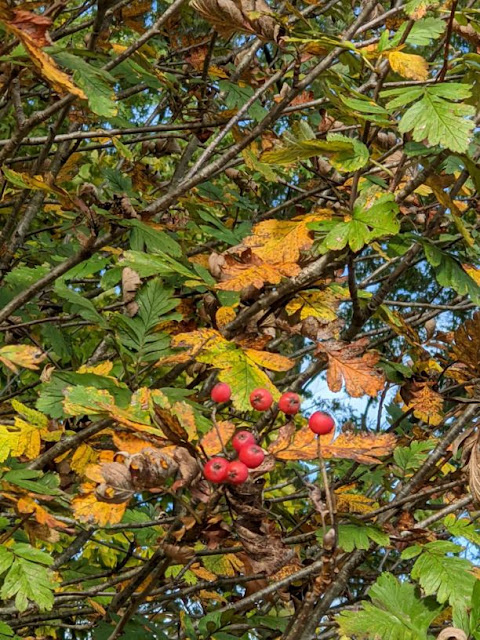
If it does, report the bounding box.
[17,496,68,529]
[200,421,236,456]
[113,432,166,454]
[216,306,236,328]
[318,339,385,398]
[405,381,444,426]
[269,426,396,464]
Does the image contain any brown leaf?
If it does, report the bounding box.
[125,447,179,490]
[163,543,195,564]
[235,519,296,574]
[171,446,201,491]
[189,0,280,42]
[8,9,52,46]
[269,426,396,464]
[453,311,480,377]
[468,431,480,505]
[215,249,299,292]
[95,463,135,504]
[317,338,385,398]
[122,267,141,317]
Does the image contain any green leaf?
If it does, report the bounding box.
[262,134,369,171]
[2,468,62,496]
[403,17,445,45]
[386,84,475,153]
[404,0,440,17]
[113,279,180,363]
[125,219,182,257]
[393,441,434,472]
[409,540,476,608]
[53,52,117,117]
[0,621,15,639]
[336,524,389,552]
[54,281,105,326]
[0,547,14,576]
[422,242,480,305]
[0,555,55,612]
[122,250,201,281]
[13,544,53,566]
[322,194,399,251]
[444,514,480,546]
[337,572,441,640]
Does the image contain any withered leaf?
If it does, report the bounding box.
[318,338,385,398]
[404,381,444,426]
[453,311,480,376]
[122,267,141,317]
[200,421,236,456]
[269,426,396,464]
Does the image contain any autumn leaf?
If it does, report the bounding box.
[0,345,45,372]
[317,339,385,398]
[70,443,98,475]
[17,496,67,530]
[335,485,375,514]
[171,329,293,410]
[113,431,167,454]
[269,426,396,464]
[453,311,480,376]
[200,421,236,456]
[5,23,87,99]
[405,381,444,426]
[0,418,42,462]
[216,306,237,328]
[72,486,127,526]
[189,0,279,42]
[215,250,299,292]
[286,286,348,323]
[387,51,429,81]
[5,9,52,47]
[243,214,324,266]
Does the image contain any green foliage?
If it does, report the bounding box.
[0,543,54,612]
[382,84,475,153]
[335,524,390,552]
[336,572,441,640]
[403,541,476,608]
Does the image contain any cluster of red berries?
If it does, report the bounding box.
[204,383,335,485]
[203,430,265,485]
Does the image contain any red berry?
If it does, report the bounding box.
[239,444,265,469]
[203,457,229,483]
[211,383,231,403]
[249,388,273,411]
[308,411,335,435]
[232,430,256,453]
[226,460,249,484]
[278,392,301,415]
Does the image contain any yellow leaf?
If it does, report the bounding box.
[269,426,396,464]
[72,491,127,526]
[190,563,218,581]
[0,344,45,372]
[405,382,443,426]
[77,361,114,376]
[243,214,322,265]
[462,265,480,286]
[335,485,375,513]
[7,24,87,99]
[0,418,42,462]
[387,51,428,81]
[318,339,385,398]
[71,443,98,475]
[244,349,294,372]
[215,306,236,328]
[200,421,236,456]
[286,287,347,322]
[173,401,198,441]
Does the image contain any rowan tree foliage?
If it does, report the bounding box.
[0,0,479,638]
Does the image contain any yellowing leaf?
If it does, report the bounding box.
[318,339,385,398]
[244,349,294,372]
[7,23,87,99]
[215,306,236,328]
[269,426,396,464]
[72,489,126,526]
[70,443,98,475]
[387,51,428,81]
[243,214,321,265]
[0,344,45,372]
[200,421,236,456]
[191,563,218,581]
[286,287,348,322]
[405,382,444,426]
[335,485,375,514]
[171,330,286,410]
[77,361,114,376]
[0,418,42,462]
[173,402,198,441]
